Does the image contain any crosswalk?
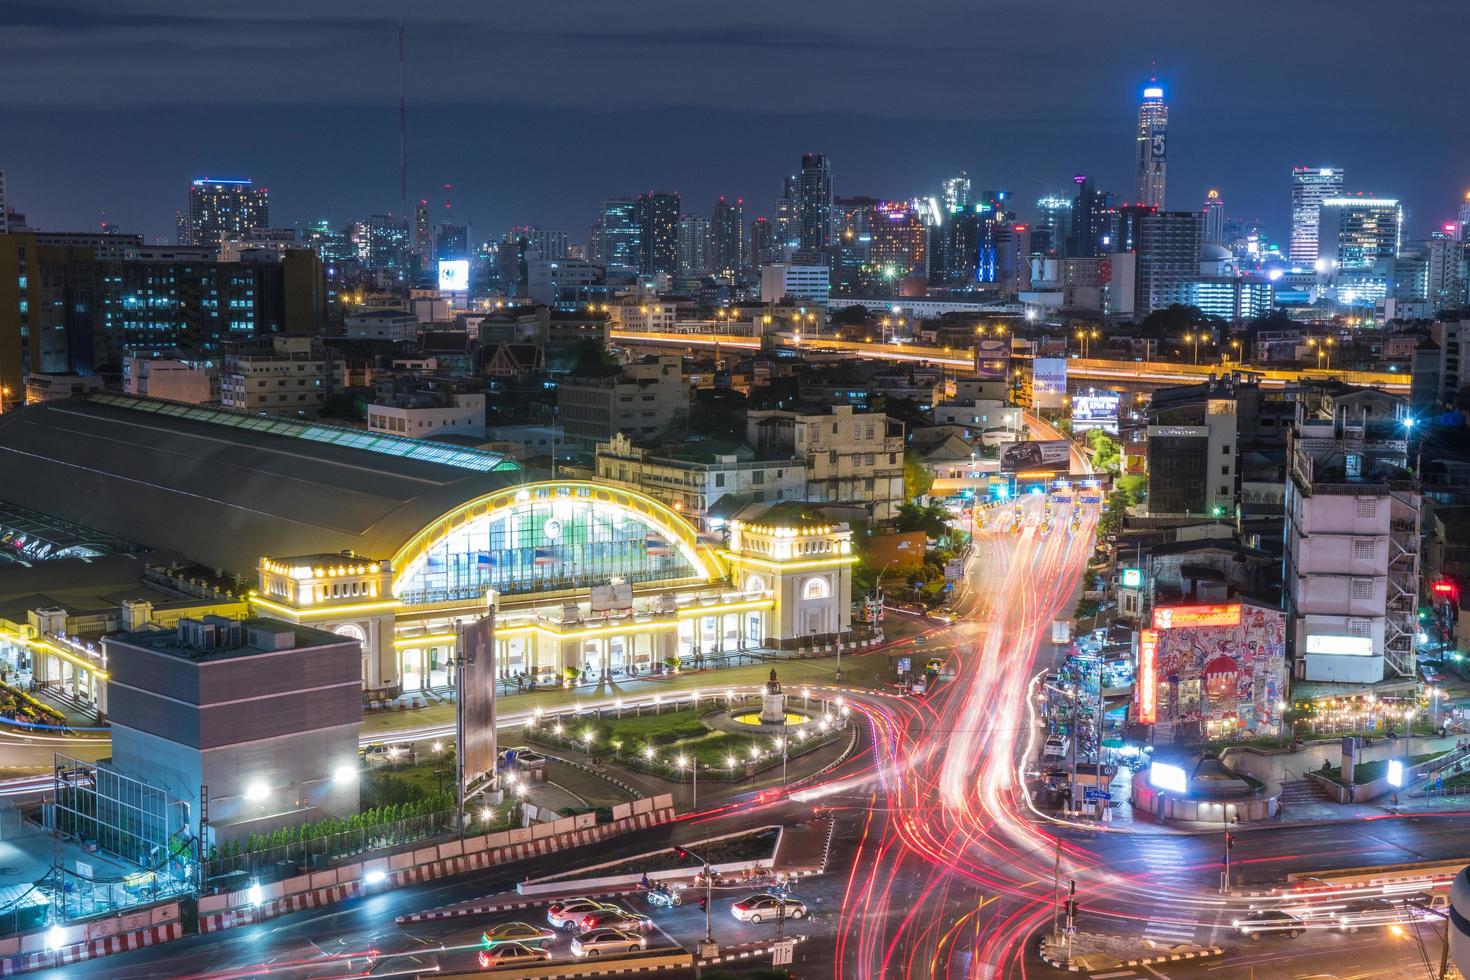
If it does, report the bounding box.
[1130,839,1205,948]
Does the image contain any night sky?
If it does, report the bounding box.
[4,0,1467,247]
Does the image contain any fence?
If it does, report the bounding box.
[205,809,457,886]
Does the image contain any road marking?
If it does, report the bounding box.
[1090,971,1138,979]
[1141,966,1172,980]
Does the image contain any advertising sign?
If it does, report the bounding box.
[1071,393,1120,432]
[1032,357,1069,409]
[457,615,497,793]
[1137,629,1158,723]
[1305,634,1374,657]
[1120,568,1143,589]
[1148,760,1186,794]
[437,258,470,292]
[975,338,1011,380]
[1152,604,1242,630]
[590,582,634,612]
[999,439,1070,474]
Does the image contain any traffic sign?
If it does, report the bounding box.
[772,939,796,965]
[1083,788,1112,802]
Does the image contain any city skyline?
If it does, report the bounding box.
[3,1,1468,245]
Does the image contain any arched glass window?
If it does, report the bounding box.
[743,574,767,594]
[802,576,831,601]
[334,623,367,644]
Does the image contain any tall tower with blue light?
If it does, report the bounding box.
[1135,75,1168,209]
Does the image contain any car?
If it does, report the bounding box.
[547,897,619,930]
[578,907,652,934]
[1233,909,1304,941]
[1333,897,1398,933]
[481,921,557,948]
[477,942,552,969]
[730,894,807,924]
[570,928,647,957]
[1402,890,1450,920]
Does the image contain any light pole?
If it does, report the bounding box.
[1220,804,1237,893]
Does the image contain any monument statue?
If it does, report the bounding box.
[760,668,786,723]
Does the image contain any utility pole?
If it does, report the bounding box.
[1049,837,1062,939]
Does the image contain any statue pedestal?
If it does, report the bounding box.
[760,690,786,724]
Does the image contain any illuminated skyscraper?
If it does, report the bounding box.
[1458,191,1470,243]
[1317,197,1401,271]
[712,196,745,279]
[1134,77,1168,208]
[1289,166,1344,264]
[676,214,711,276]
[1202,189,1226,245]
[595,199,640,274]
[942,172,971,214]
[412,200,432,271]
[749,217,775,268]
[635,192,680,275]
[796,153,834,250]
[184,177,269,249]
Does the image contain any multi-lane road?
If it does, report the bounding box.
[22,492,1470,978]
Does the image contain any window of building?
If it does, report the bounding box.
[1221,466,1230,476]
[714,473,725,488]
[1348,618,1372,637]
[801,576,830,600]
[1351,578,1373,599]
[1353,539,1374,559]
[1222,444,1231,454]
[1355,498,1377,518]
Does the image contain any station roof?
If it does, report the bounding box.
[0,395,523,577]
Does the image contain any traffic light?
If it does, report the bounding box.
[1065,899,1080,919]
[698,897,708,912]
[1225,833,1235,851]
[674,847,690,860]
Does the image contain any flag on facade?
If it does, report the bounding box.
[644,533,670,558]
[533,547,557,567]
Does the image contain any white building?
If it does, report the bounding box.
[747,403,905,523]
[220,335,344,418]
[366,390,486,439]
[24,373,103,403]
[761,263,830,306]
[932,399,1020,443]
[1284,403,1419,686]
[123,355,216,404]
[1290,166,1344,264]
[558,355,689,454]
[344,310,419,341]
[595,433,805,527]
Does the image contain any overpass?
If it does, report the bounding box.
[610,330,1410,393]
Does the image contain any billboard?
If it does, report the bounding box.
[1137,629,1158,723]
[1305,634,1374,657]
[1153,604,1242,630]
[1071,393,1120,431]
[457,616,497,795]
[590,582,633,612]
[438,258,470,292]
[975,338,1010,380]
[999,439,1070,474]
[1032,357,1068,409]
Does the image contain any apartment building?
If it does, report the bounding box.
[746,403,905,523]
[595,433,804,527]
[557,355,689,455]
[220,334,344,418]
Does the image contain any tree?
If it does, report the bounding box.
[569,339,621,377]
[1115,473,1147,507]
[896,501,952,539]
[1084,429,1122,474]
[903,449,935,501]
[318,391,365,422]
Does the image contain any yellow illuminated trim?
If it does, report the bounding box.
[250,594,400,620]
[8,635,110,680]
[389,480,724,592]
[497,621,684,641]
[718,552,856,572]
[676,599,774,618]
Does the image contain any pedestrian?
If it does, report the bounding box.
[1275,800,1284,822]
[640,873,650,890]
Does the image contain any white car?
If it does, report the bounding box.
[730,894,806,924]
[547,896,618,931]
[570,928,646,957]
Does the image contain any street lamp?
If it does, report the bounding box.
[1183,332,1203,365]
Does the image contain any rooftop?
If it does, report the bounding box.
[116,616,346,664]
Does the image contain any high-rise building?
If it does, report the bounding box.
[1033,195,1072,258]
[1317,197,1401,271]
[942,172,971,214]
[434,223,468,262]
[184,177,270,250]
[868,201,927,278]
[595,199,640,274]
[411,200,432,272]
[0,169,8,235]
[1289,166,1345,264]
[774,176,799,251]
[675,214,712,276]
[1131,208,1204,314]
[796,153,834,250]
[352,214,408,272]
[1067,175,1112,259]
[1134,78,1168,209]
[749,217,775,268]
[1202,189,1226,245]
[1458,191,1470,242]
[712,197,745,279]
[635,192,679,275]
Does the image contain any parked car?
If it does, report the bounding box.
[730,894,807,924]
[578,907,652,934]
[1234,909,1304,941]
[477,942,552,968]
[570,928,647,957]
[548,897,619,930]
[481,922,557,948]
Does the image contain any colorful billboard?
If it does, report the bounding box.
[1032,357,1069,409]
[1071,393,1120,432]
[975,338,1011,380]
[1145,602,1287,738]
[1137,629,1158,723]
[999,439,1070,474]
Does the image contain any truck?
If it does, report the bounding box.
[1051,621,1072,644]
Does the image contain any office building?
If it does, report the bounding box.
[557,354,689,454]
[868,201,927,278]
[594,199,640,274]
[352,214,408,273]
[750,217,775,268]
[183,178,269,250]
[1134,78,1168,208]
[1285,397,1419,684]
[1145,377,1241,517]
[636,192,680,275]
[1033,195,1071,258]
[796,153,834,250]
[122,354,216,403]
[1132,208,1204,313]
[942,172,972,214]
[367,385,485,439]
[525,257,603,306]
[1411,318,1468,411]
[411,199,432,273]
[1425,237,1468,309]
[712,197,745,280]
[676,214,712,276]
[746,403,905,523]
[220,334,344,418]
[1202,189,1225,245]
[0,169,7,235]
[760,263,830,306]
[104,616,364,840]
[1318,197,1401,271]
[1289,166,1345,264]
[1067,175,1111,259]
